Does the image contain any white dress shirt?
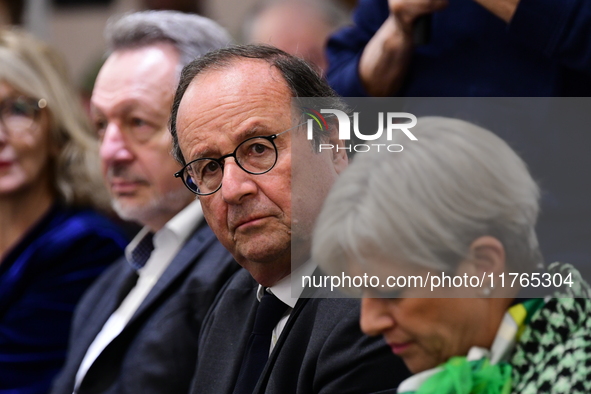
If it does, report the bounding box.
[256,259,317,352]
[73,200,203,393]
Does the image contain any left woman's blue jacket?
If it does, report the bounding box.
[0,204,127,394]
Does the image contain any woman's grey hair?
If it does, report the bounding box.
[0,28,110,209]
[105,10,233,68]
[312,116,543,277]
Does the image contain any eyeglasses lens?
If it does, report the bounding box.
[0,99,39,134]
[181,136,279,195]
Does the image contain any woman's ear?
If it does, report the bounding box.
[466,236,506,276]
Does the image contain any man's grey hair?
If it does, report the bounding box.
[105,10,232,68]
[313,116,543,278]
[169,44,349,165]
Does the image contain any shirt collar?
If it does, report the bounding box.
[257,259,317,308]
[163,199,203,243]
[125,199,203,264]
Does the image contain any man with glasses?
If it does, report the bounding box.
[170,45,409,394]
[51,11,238,394]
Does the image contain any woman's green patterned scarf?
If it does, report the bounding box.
[397,263,591,394]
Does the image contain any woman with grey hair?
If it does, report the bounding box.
[312,117,591,393]
[0,28,127,394]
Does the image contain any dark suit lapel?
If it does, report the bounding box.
[72,262,135,358]
[268,266,325,350]
[93,263,136,324]
[190,270,259,394]
[126,222,215,324]
[253,268,329,393]
[252,291,313,393]
[79,224,215,393]
[219,284,259,394]
[269,295,310,360]
[68,262,136,394]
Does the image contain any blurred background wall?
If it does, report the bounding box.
[1,0,354,90]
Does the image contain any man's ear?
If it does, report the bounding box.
[466,236,506,276]
[326,118,348,174]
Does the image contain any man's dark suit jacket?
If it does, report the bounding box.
[191,269,410,394]
[51,221,238,394]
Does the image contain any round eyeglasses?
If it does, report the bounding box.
[0,97,47,136]
[175,122,305,196]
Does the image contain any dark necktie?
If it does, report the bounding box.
[115,232,154,307]
[233,292,289,394]
[128,232,155,271]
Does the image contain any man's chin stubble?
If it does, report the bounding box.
[110,188,194,225]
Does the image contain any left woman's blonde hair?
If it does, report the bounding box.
[0,28,110,210]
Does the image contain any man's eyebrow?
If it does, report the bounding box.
[91,100,164,119]
[192,124,273,160]
[239,125,272,140]
[90,102,132,118]
[89,106,105,119]
[119,102,158,118]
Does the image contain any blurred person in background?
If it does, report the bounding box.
[327,0,591,97]
[51,11,238,394]
[243,0,349,73]
[141,0,204,14]
[0,0,24,26]
[0,28,127,394]
[325,0,591,296]
[313,117,591,393]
